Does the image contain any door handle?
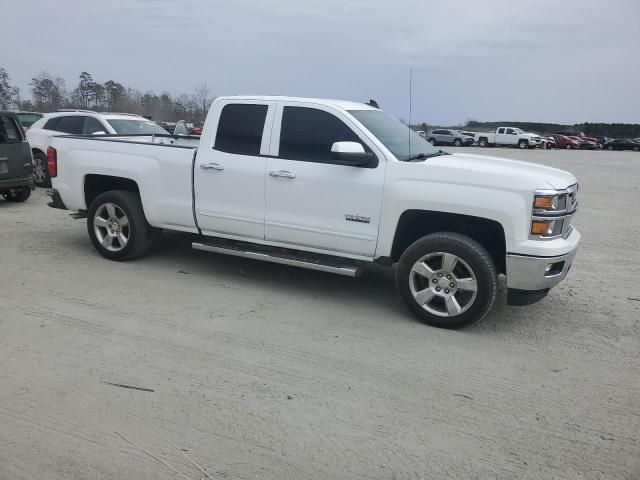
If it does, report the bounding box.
[269,170,296,179]
[200,163,224,171]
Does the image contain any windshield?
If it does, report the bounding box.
[16,112,43,128]
[348,109,439,160]
[107,119,169,135]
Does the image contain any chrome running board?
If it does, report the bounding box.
[192,240,361,277]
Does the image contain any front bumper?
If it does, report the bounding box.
[506,245,578,291]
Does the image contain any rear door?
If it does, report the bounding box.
[194,100,275,240]
[0,115,31,180]
[264,102,385,257]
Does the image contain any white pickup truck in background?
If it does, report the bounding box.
[46,96,580,329]
[476,127,542,149]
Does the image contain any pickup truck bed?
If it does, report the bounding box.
[52,134,200,233]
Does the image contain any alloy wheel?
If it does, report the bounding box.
[409,252,478,317]
[93,203,130,252]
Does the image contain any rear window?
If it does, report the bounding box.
[55,116,85,134]
[107,119,168,135]
[0,116,23,144]
[214,103,268,156]
[44,117,61,130]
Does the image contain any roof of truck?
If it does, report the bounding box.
[215,96,379,111]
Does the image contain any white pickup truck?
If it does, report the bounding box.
[476,127,543,149]
[46,96,580,329]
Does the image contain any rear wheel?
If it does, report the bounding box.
[566,144,572,150]
[87,190,155,261]
[634,146,639,152]
[32,151,50,187]
[395,232,497,329]
[453,139,462,147]
[607,145,614,151]
[478,138,488,147]
[2,188,31,202]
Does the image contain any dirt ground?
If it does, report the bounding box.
[1,147,638,479]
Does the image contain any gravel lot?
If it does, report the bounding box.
[1,147,639,480]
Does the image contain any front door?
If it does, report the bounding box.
[264,103,386,257]
[194,100,275,240]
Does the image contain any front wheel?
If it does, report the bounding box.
[428,138,437,146]
[395,233,497,329]
[453,139,462,147]
[87,190,155,261]
[518,140,528,149]
[2,188,31,202]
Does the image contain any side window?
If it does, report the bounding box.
[506,128,516,135]
[84,117,107,134]
[443,130,452,135]
[497,128,505,134]
[55,116,85,134]
[0,116,23,144]
[44,117,61,131]
[279,106,364,163]
[214,103,268,155]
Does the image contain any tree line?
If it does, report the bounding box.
[0,67,212,122]
[2,66,638,136]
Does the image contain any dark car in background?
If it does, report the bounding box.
[602,139,640,151]
[426,129,474,147]
[0,112,34,202]
[15,111,44,130]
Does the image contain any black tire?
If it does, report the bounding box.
[428,138,437,146]
[87,190,155,261]
[453,139,462,147]
[566,145,572,150]
[607,145,614,151]
[634,146,639,152]
[32,151,51,187]
[395,232,497,329]
[518,140,528,149]
[478,138,488,147]
[3,188,31,202]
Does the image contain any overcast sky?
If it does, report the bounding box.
[3,0,639,124]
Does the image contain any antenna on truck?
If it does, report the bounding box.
[408,66,413,156]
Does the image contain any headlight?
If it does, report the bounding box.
[533,193,567,213]
[531,218,564,236]
[531,185,578,239]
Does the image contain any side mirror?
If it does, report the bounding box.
[92,131,106,135]
[330,141,374,167]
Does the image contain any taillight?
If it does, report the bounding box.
[47,146,57,178]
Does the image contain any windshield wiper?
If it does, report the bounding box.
[403,150,450,162]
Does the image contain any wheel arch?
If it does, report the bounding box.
[390,210,506,274]
[84,174,140,210]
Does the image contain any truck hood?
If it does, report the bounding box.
[426,152,577,190]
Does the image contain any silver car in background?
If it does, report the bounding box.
[426,129,474,147]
